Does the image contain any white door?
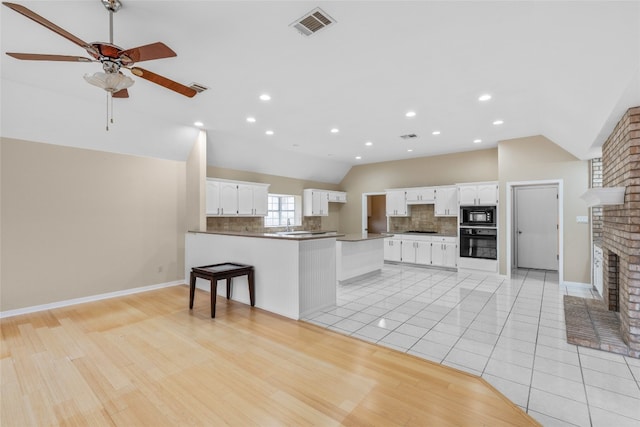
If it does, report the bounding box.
[514,185,559,270]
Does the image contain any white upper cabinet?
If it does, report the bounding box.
[458,182,498,206]
[327,191,347,203]
[406,187,436,204]
[237,183,269,216]
[434,186,458,216]
[219,181,239,215]
[386,189,408,216]
[303,189,329,216]
[205,180,221,216]
[206,178,270,217]
[303,189,347,216]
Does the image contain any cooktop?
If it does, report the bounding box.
[404,230,438,234]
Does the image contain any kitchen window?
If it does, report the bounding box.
[264,194,302,227]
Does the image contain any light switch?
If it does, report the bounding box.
[576,216,589,223]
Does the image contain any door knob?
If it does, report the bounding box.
[518,230,523,234]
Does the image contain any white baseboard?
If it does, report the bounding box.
[562,281,592,288]
[0,280,184,319]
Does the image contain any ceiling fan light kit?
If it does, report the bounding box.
[83,72,134,93]
[2,0,198,130]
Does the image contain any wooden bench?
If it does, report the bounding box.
[189,262,255,318]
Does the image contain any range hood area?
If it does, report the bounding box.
[580,187,626,207]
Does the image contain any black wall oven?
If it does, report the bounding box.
[459,227,497,260]
[460,206,496,227]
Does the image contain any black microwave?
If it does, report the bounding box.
[460,206,496,227]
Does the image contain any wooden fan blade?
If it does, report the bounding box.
[112,89,129,98]
[2,2,90,49]
[119,42,176,65]
[130,67,196,98]
[6,52,92,62]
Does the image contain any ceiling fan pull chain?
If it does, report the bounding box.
[106,92,110,131]
[110,92,115,124]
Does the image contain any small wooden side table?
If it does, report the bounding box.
[189,262,255,318]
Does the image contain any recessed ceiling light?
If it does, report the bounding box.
[246,117,256,123]
[365,141,373,146]
[493,119,504,125]
[259,94,271,101]
[407,149,413,152]
[355,156,362,160]
[432,130,441,135]
[194,121,203,127]
[473,139,482,144]
[405,111,416,118]
[265,130,274,135]
[330,128,339,133]
[478,94,492,101]
[293,144,299,147]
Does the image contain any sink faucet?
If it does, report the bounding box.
[286,218,291,232]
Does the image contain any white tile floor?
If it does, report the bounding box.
[302,264,640,426]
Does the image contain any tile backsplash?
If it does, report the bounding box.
[388,204,458,235]
[207,216,321,233]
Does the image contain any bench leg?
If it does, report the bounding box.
[226,278,232,300]
[210,279,216,318]
[189,272,196,309]
[248,269,255,307]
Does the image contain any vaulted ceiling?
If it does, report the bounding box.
[2,1,639,183]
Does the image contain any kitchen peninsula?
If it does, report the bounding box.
[185,230,343,319]
[336,233,389,282]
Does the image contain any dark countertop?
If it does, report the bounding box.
[337,233,393,242]
[393,231,457,238]
[188,230,345,241]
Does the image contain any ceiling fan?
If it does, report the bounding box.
[3,0,198,127]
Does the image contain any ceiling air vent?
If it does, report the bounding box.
[290,7,336,36]
[400,134,418,139]
[188,83,208,93]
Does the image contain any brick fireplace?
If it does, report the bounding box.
[600,106,640,358]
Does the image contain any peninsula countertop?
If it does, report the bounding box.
[336,233,393,242]
[188,230,345,240]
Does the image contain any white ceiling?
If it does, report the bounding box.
[2,1,639,183]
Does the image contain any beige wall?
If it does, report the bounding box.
[186,131,207,231]
[207,166,343,231]
[339,149,499,233]
[0,138,187,312]
[498,135,590,283]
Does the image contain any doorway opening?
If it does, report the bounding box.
[506,180,564,282]
[362,192,387,233]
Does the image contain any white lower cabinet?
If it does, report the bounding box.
[401,237,431,265]
[385,235,457,268]
[384,238,402,262]
[430,237,457,268]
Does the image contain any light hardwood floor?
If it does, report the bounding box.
[1,285,539,426]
